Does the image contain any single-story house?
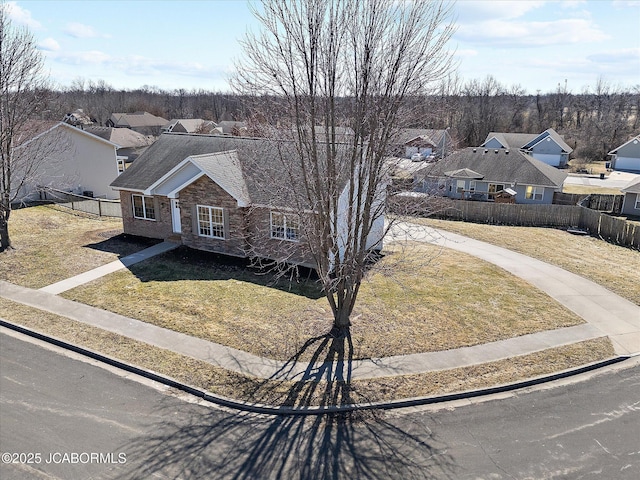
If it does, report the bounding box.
[620,177,640,216]
[13,122,120,201]
[84,126,155,170]
[162,119,218,134]
[395,128,453,160]
[106,112,169,136]
[110,133,385,267]
[482,128,572,168]
[608,135,640,173]
[414,147,567,204]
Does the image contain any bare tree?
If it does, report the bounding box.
[233,0,455,335]
[0,2,53,250]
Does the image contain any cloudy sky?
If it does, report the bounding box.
[7,0,640,94]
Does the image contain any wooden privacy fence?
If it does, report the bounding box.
[390,196,640,249]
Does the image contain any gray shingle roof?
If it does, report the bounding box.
[483,128,572,153]
[110,133,350,208]
[416,147,567,187]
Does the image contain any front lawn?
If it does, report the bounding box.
[62,242,584,361]
[411,218,640,306]
[0,205,158,288]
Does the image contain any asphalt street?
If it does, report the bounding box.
[1,329,639,480]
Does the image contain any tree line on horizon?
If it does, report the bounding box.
[44,74,639,163]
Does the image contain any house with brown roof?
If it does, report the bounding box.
[162,119,218,134]
[110,133,385,267]
[414,147,567,204]
[481,128,572,168]
[84,126,155,170]
[106,112,169,136]
[395,128,453,160]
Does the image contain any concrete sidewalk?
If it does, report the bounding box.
[1,222,638,382]
[39,241,178,295]
[0,281,607,381]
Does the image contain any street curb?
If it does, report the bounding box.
[0,318,631,416]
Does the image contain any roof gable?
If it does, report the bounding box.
[609,135,640,157]
[417,147,567,187]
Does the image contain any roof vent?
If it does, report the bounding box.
[494,149,498,154]
[473,148,477,153]
[505,149,509,154]
[484,149,488,154]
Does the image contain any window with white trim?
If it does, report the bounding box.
[197,205,225,239]
[525,185,543,201]
[270,211,300,241]
[132,194,155,220]
[635,195,640,210]
[117,158,126,175]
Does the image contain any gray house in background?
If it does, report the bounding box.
[395,128,453,159]
[482,128,572,168]
[106,112,169,136]
[414,147,567,204]
[620,177,640,216]
[608,135,640,173]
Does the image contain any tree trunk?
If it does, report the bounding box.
[0,212,11,251]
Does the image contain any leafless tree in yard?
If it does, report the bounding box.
[233,0,455,335]
[0,2,53,250]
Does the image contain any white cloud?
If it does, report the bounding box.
[454,0,545,22]
[587,47,640,64]
[64,22,109,39]
[38,38,60,52]
[5,1,41,28]
[51,50,113,65]
[455,18,608,47]
[612,1,640,7]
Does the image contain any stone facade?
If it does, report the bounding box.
[119,176,316,266]
[247,207,314,267]
[178,175,249,257]
[119,190,173,239]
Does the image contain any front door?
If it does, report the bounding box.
[171,199,181,234]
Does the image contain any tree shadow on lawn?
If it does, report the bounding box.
[84,232,163,258]
[124,245,326,300]
[121,332,456,480]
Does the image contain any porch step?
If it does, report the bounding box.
[167,234,182,243]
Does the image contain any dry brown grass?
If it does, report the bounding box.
[411,218,640,305]
[0,205,156,288]
[62,242,584,361]
[561,184,622,195]
[0,298,615,407]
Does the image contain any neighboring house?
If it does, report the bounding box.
[106,112,169,136]
[110,133,385,267]
[13,122,120,201]
[84,126,155,170]
[620,177,640,216]
[214,120,248,136]
[162,119,218,134]
[62,108,94,127]
[395,128,453,160]
[608,135,640,173]
[481,128,573,168]
[414,147,567,204]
